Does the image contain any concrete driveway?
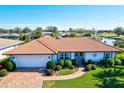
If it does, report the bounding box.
[0,68,45,88]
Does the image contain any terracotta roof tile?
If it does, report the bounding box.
[5,37,121,55]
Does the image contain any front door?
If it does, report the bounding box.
[75,52,83,65]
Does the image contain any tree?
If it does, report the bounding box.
[46,26,58,33]
[69,32,77,37]
[34,27,43,38]
[14,27,22,34]
[90,28,97,36]
[68,28,73,32]
[76,28,85,34]
[46,26,59,37]
[24,35,31,43]
[22,27,32,33]
[113,27,124,37]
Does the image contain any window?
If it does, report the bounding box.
[59,52,71,60]
[79,52,83,56]
[105,52,111,58]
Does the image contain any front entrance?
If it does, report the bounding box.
[74,52,84,65]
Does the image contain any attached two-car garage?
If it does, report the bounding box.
[12,55,52,67]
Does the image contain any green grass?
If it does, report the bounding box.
[99,32,117,37]
[43,67,124,88]
[57,68,76,76]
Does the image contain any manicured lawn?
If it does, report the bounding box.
[57,68,76,76]
[43,67,124,88]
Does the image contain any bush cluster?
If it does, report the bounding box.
[0,57,16,77]
[0,69,8,77]
[46,60,56,70]
[46,59,77,76]
[64,60,72,68]
[114,58,122,65]
[105,58,114,68]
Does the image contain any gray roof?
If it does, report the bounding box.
[0,38,24,50]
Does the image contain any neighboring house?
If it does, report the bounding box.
[4,37,121,67]
[0,38,24,59]
[0,34,19,38]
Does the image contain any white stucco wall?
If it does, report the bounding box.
[84,52,116,63]
[11,55,52,67]
[0,45,17,59]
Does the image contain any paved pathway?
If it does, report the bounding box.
[0,67,85,88]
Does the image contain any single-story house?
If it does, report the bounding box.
[4,37,121,67]
[0,38,23,59]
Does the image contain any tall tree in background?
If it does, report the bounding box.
[46,26,59,37]
[113,27,124,37]
[22,27,32,33]
[90,28,97,36]
[14,27,22,34]
[34,27,43,39]
[76,28,85,34]
[46,26,58,32]
[68,28,73,32]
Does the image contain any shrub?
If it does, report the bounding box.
[71,59,77,66]
[105,58,114,68]
[114,58,122,65]
[70,65,75,70]
[0,57,10,67]
[46,69,55,76]
[55,65,62,71]
[92,64,97,70]
[5,61,16,71]
[85,64,92,71]
[12,61,16,70]
[59,59,65,68]
[0,69,8,77]
[64,60,72,68]
[86,59,93,65]
[46,60,56,70]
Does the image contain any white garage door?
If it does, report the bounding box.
[13,55,51,67]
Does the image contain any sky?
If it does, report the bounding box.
[0,5,124,30]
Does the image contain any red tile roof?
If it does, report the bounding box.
[5,37,121,55]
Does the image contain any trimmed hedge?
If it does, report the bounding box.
[105,58,114,68]
[5,61,16,71]
[0,57,10,67]
[114,58,122,65]
[46,60,56,70]
[0,69,8,77]
[64,60,72,68]
[59,59,65,68]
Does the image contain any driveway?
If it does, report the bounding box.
[0,67,85,88]
[0,68,45,88]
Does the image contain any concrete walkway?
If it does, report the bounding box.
[0,67,85,88]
